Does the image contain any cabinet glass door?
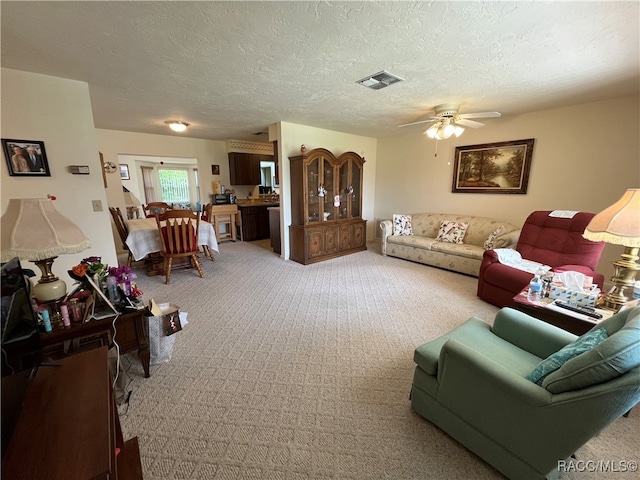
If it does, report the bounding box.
[321,157,335,222]
[307,157,320,224]
[338,162,349,220]
[350,162,361,218]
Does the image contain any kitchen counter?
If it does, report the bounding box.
[235,198,280,207]
[236,202,279,241]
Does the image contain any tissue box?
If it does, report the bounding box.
[548,284,599,307]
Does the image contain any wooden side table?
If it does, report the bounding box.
[512,288,612,335]
[39,309,151,377]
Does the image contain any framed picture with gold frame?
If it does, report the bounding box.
[452,138,535,194]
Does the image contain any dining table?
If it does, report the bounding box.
[125,217,219,262]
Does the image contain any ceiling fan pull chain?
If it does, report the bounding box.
[434,140,438,157]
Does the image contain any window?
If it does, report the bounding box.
[193,168,200,204]
[158,168,190,208]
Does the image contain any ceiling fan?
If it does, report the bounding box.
[398,104,501,140]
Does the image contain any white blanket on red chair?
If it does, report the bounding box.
[494,249,550,274]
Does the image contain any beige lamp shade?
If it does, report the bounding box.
[583,189,640,247]
[1,198,91,262]
[123,191,141,207]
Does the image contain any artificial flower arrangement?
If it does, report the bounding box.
[69,257,142,298]
[108,265,142,297]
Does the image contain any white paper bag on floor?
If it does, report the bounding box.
[148,302,188,365]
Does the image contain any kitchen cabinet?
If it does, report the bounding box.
[228,153,275,185]
[238,204,271,241]
[289,148,366,265]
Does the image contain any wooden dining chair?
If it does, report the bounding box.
[202,203,212,222]
[143,202,173,218]
[108,207,133,267]
[155,210,204,284]
[200,203,215,261]
[235,210,244,241]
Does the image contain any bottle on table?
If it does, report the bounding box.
[528,273,543,302]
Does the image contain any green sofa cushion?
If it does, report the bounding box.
[526,328,608,385]
[543,308,640,393]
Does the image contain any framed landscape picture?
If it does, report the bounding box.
[452,138,535,194]
[2,138,51,176]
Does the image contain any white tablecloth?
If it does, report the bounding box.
[125,218,219,261]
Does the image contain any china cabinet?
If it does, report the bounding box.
[289,148,366,264]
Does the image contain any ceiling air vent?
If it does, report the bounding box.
[356,70,404,90]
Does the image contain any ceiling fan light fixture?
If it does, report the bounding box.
[423,119,465,141]
[437,119,456,140]
[166,121,189,133]
[425,124,439,139]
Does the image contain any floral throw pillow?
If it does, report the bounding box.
[393,214,412,236]
[436,221,469,244]
[483,226,506,250]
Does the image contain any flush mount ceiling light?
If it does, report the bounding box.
[165,121,189,133]
[356,70,404,90]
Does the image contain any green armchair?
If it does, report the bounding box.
[410,307,640,480]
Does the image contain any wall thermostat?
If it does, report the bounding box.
[69,165,90,175]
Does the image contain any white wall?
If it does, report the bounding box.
[375,95,640,283]
[1,68,117,286]
[277,122,377,259]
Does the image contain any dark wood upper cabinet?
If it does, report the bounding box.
[228,152,274,185]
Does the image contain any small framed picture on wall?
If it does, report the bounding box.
[120,164,130,180]
[2,138,51,176]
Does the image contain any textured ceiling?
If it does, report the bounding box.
[2,1,638,141]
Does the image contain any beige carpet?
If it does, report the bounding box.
[119,241,639,480]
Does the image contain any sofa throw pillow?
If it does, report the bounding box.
[542,309,640,393]
[483,226,506,250]
[525,328,608,385]
[436,221,469,244]
[393,214,413,236]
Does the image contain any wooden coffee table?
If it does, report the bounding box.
[512,288,613,335]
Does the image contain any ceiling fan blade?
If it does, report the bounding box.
[458,111,501,119]
[455,118,485,128]
[397,118,438,128]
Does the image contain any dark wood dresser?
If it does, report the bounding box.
[2,347,143,479]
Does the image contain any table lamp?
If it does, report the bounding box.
[1,198,91,303]
[583,188,640,311]
[123,186,141,219]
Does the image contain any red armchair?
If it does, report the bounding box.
[477,211,606,308]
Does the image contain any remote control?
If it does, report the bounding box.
[554,300,603,319]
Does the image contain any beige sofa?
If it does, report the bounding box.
[380,213,520,277]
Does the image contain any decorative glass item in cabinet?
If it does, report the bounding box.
[308,205,320,223]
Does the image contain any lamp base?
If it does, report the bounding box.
[601,247,640,312]
[32,256,67,303]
